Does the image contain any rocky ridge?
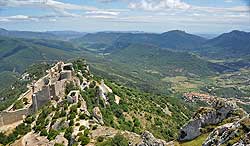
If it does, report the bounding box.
[1,59,172,146]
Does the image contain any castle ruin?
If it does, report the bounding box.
[0,62,75,127]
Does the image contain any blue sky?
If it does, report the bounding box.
[0,0,249,34]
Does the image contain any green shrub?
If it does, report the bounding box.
[64,127,73,141]
[69,120,74,126]
[13,100,24,110]
[79,125,85,131]
[40,129,48,136]
[47,129,59,141]
[24,115,35,124]
[133,118,141,127]
[54,143,64,146]
[111,134,128,146]
[78,135,90,145]
[97,136,104,142]
[92,125,98,130]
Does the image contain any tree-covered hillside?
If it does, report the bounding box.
[0,36,78,73]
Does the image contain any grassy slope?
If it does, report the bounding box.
[175,133,209,146]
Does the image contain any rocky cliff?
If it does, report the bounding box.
[179,98,238,141]
[203,115,250,146]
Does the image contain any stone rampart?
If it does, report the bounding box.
[0,108,29,127]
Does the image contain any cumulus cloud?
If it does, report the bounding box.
[128,0,191,11]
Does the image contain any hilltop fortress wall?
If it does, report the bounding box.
[0,108,29,127]
[0,62,74,127]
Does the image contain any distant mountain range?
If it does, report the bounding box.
[0,28,249,76]
[74,29,250,59]
[197,30,250,59]
[74,30,207,52]
[0,28,86,40]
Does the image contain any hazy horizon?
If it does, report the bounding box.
[1,27,249,36]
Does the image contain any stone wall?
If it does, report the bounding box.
[32,86,51,112]
[0,108,29,127]
[50,79,67,98]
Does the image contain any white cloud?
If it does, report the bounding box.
[86,11,120,16]
[0,0,97,10]
[127,0,249,16]
[128,0,191,11]
[0,15,38,22]
[0,0,123,21]
[0,0,98,17]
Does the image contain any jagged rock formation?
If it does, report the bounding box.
[93,106,104,125]
[203,116,250,146]
[138,131,174,146]
[179,99,237,141]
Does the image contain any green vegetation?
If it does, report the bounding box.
[25,63,51,80]
[0,123,31,145]
[54,143,64,146]
[0,71,19,89]
[0,80,27,111]
[79,74,192,141]
[13,99,25,110]
[96,134,129,146]
[47,129,59,141]
[0,36,77,74]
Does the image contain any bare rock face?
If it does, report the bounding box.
[203,116,250,146]
[179,99,237,141]
[51,119,69,131]
[202,123,239,146]
[138,131,173,146]
[93,107,104,125]
[79,100,90,116]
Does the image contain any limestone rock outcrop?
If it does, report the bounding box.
[179,99,237,141]
[138,131,173,146]
[203,116,250,146]
[93,107,104,125]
